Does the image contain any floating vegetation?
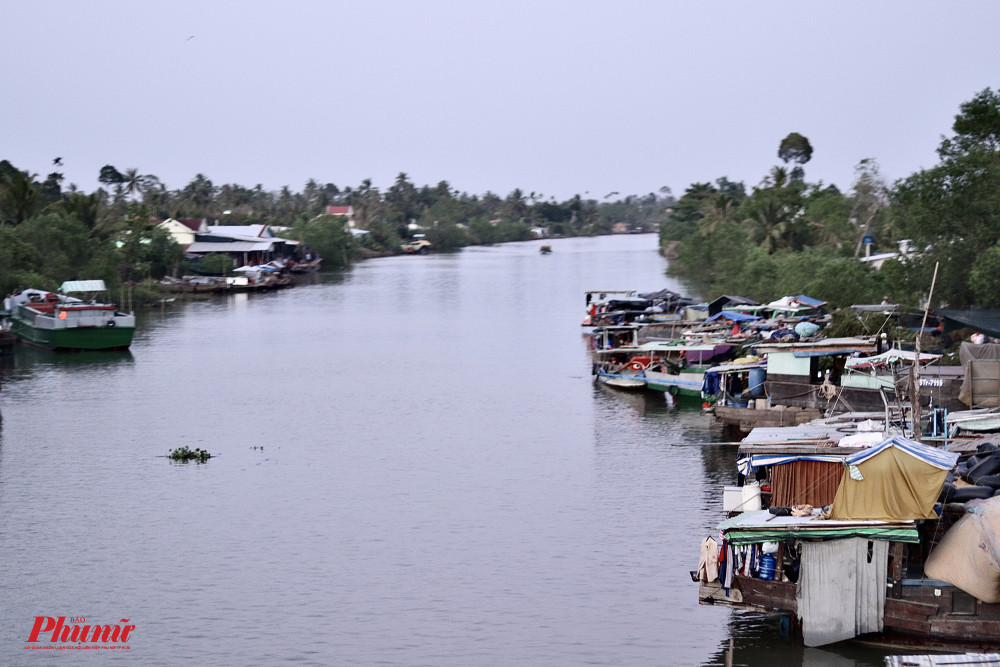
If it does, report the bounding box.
[167,446,212,463]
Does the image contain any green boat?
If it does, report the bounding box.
[5,281,136,351]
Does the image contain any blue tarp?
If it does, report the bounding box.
[795,295,827,308]
[706,310,761,323]
[846,436,959,471]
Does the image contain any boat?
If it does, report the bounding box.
[289,256,323,272]
[639,340,736,398]
[695,426,1000,651]
[402,239,431,255]
[4,280,136,351]
[159,275,230,294]
[539,245,552,254]
[594,360,647,390]
[704,337,964,434]
[589,325,736,398]
[583,288,695,328]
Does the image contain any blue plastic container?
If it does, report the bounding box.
[748,367,766,397]
[758,553,776,581]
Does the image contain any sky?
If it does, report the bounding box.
[2,1,998,202]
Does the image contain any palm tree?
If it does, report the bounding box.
[0,169,40,225]
[697,193,736,237]
[49,192,101,230]
[762,166,789,189]
[745,197,788,254]
[122,168,150,200]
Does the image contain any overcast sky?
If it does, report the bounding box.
[2,1,998,201]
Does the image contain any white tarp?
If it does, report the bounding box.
[59,280,107,293]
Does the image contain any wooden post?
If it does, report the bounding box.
[891,541,904,599]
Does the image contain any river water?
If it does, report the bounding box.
[0,234,891,665]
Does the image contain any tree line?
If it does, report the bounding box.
[4,87,998,310]
[659,88,1000,312]
[0,162,671,300]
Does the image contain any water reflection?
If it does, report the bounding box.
[702,611,889,666]
[0,236,918,665]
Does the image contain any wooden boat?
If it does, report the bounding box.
[594,360,647,390]
[539,245,552,254]
[704,338,963,433]
[5,281,135,351]
[159,275,230,293]
[289,256,323,272]
[696,430,1000,651]
[639,340,735,398]
[590,327,736,398]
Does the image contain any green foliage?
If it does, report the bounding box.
[286,214,355,269]
[424,221,469,251]
[970,244,1000,307]
[0,168,41,225]
[16,213,94,279]
[891,87,1000,308]
[778,132,813,165]
[198,253,235,274]
[361,220,402,252]
[168,446,211,463]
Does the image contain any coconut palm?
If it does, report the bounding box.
[0,168,40,225]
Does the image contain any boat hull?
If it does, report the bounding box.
[644,368,706,397]
[11,317,135,351]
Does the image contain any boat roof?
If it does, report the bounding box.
[753,337,877,356]
[706,360,767,373]
[187,241,276,252]
[845,349,941,369]
[60,280,107,293]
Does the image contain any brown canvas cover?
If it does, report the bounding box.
[925,497,1000,603]
[959,359,1000,408]
[829,445,949,521]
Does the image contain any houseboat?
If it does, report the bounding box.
[696,428,1000,650]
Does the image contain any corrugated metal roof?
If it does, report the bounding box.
[186,241,274,252]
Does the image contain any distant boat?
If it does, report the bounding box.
[5,280,136,351]
[289,256,323,273]
[540,245,552,254]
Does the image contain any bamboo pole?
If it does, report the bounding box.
[911,261,939,437]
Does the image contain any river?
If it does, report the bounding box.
[0,234,890,665]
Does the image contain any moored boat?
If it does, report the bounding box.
[695,428,1000,651]
[5,280,136,351]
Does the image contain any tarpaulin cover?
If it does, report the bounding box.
[960,342,1000,365]
[829,437,958,521]
[938,309,1000,339]
[717,509,918,544]
[959,360,1000,408]
[59,280,107,293]
[706,310,761,323]
[795,295,827,308]
[708,295,759,317]
[770,459,844,508]
[797,537,887,647]
[924,496,1000,603]
[845,349,941,370]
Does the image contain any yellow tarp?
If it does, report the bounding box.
[829,446,948,521]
